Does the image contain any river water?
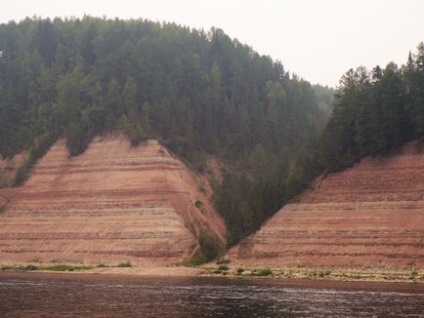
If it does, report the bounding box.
[0,273,423,317]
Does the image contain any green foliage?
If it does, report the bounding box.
[252,268,273,277]
[1,265,13,271]
[409,268,419,280]
[1,263,94,272]
[313,84,335,119]
[13,163,32,187]
[116,261,132,268]
[12,132,56,186]
[22,264,39,271]
[45,264,93,271]
[0,17,331,246]
[318,43,424,172]
[198,233,222,263]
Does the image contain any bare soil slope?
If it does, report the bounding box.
[229,142,424,268]
[0,135,225,265]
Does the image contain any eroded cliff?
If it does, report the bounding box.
[229,142,424,268]
[0,135,225,265]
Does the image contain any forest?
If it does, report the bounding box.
[318,43,424,172]
[0,17,333,246]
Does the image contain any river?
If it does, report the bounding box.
[0,272,423,317]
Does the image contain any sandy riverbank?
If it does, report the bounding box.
[1,261,424,286]
[1,269,424,295]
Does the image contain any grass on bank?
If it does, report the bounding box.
[1,261,133,272]
[203,264,424,282]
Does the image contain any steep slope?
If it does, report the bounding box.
[229,142,424,268]
[0,153,27,188]
[0,134,225,265]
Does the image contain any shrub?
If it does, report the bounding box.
[117,261,132,268]
[218,265,229,271]
[45,264,93,271]
[255,268,273,277]
[236,268,244,275]
[198,233,222,263]
[410,269,418,280]
[13,163,32,187]
[23,264,39,271]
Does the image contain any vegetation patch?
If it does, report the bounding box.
[236,268,244,275]
[251,268,273,277]
[409,269,419,280]
[1,264,94,272]
[116,261,132,268]
[45,264,94,271]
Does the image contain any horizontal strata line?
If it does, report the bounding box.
[8,190,189,199]
[32,167,183,175]
[4,201,170,209]
[254,234,424,239]
[0,250,187,257]
[256,230,424,235]
[298,198,424,204]
[287,204,424,210]
[76,250,186,257]
[36,159,183,166]
[37,158,182,164]
[0,211,179,217]
[0,249,60,253]
[249,242,424,247]
[250,251,424,259]
[252,238,424,243]
[0,236,189,241]
[11,189,188,195]
[0,231,184,238]
[298,192,424,197]
[35,160,183,168]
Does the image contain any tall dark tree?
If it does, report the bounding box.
[318,42,424,173]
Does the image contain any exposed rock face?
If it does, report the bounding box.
[229,142,424,268]
[0,135,225,265]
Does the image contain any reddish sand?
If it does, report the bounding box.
[0,134,225,266]
[229,142,424,268]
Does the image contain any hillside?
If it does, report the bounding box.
[0,134,225,265]
[229,142,424,267]
[0,17,330,244]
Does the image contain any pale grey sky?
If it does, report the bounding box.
[1,0,423,87]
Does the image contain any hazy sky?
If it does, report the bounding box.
[1,0,423,87]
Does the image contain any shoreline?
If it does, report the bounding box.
[1,269,424,294]
[1,261,424,288]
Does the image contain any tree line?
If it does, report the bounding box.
[318,43,424,172]
[0,17,332,246]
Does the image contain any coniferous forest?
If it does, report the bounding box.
[318,43,424,172]
[0,16,333,246]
